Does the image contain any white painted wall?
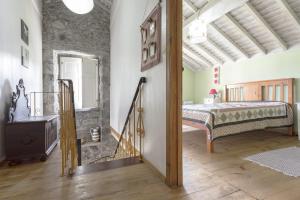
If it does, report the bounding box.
[110,0,167,175]
[0,0,43,160]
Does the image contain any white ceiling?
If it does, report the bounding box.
[183,0,300,71]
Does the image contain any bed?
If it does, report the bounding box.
[183,78,295,153]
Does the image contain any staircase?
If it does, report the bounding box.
[58,77,146,175]
[89,77,147,165]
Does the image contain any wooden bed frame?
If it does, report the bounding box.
[223,78,294,106]
[183,78,295,153]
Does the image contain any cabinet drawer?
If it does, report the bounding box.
[5,123,45,158]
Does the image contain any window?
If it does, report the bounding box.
[59,56,99,109]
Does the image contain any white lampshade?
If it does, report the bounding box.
[188,19,207,44]
[62,0,94,15]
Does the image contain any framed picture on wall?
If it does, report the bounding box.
[149,20,156,36]
[149,42,156,58]
[140,4,161,72]
[21,46,29,68]
[142,48,148,62]
[21,19,29,45]
[142,28,147,44]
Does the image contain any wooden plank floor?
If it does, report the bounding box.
[0,128,299,200]
[182,128,300,200]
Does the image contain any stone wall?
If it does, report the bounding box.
[42,0,111,136]
[75,108,101,139]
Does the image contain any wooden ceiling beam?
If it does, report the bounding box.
[183,55,203,71]
[185,41,225,64]
[206,38,236,62]
[275,0,300,33]
[224,14,267,54]
[183,0,249,61]
[183,0,198,13]
[183,46,212,68]
[183,53,208,70]
[210,23,250,58]
[184,44,214,67]
[184,0,248,27]
[244,2,288,50]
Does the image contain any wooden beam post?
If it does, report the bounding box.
[166,0,183,187]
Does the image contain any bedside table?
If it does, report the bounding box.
[204,98,214,104]
[204,98,220,104]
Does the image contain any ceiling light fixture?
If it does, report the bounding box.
[62,0,94,15]
[188,19,207,44]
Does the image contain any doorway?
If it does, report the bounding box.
[57,53,117,166]
[59,56,99,110]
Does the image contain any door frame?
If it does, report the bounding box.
[166,0,183,187]
[57,53,101,109]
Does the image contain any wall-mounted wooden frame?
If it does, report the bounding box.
[140,4,162,72]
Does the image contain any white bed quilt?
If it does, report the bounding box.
[183,102,293,140]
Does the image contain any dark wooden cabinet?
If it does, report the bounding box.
[5,115,58,163]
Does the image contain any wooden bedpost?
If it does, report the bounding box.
[206,130,214,153]
[287,79,295,136]
[287,78,294,106]
[223,85,228,102]
[288,127,294,136]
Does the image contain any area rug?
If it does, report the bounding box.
[245,147,300,177]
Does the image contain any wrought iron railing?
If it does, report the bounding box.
[58,79,78,176]
[89,77,146,164]
[29,92,60,116]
